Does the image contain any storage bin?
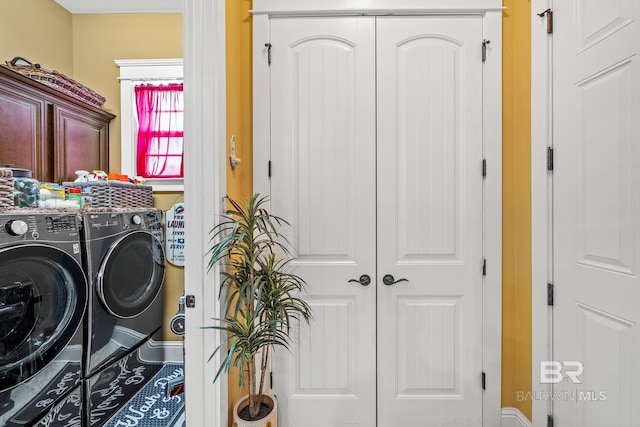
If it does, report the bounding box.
[62,181,153,209]
[11,168,39,207]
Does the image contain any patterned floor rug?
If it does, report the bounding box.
[102,363,184,427]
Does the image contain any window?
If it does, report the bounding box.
[116,59,184,191]
[135,83,184,178]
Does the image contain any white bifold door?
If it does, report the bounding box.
[269,15,484,426]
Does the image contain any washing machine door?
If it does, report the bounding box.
[97,230,165,318]
[0,244,87,392]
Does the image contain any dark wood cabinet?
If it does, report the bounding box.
[0,77,48,179]
[52,104,110,183]
[0,66,115,183]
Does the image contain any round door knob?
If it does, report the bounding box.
[5,220,28,236]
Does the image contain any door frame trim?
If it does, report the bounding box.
[183,0,228,426]
[250,0,505,15]
[482,7,503,426]
[253,3,502,425]
[531,0,553,425]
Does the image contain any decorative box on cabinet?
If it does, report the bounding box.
[0,65,115,183]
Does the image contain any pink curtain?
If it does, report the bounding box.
[135,83,184,178]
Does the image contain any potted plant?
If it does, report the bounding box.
[206,193,312,426]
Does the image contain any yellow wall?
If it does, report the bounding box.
[226,0,254,201]
[502,0,532,420]
[225,0,254,421]
[0,0,73,76]
[71,13,183,171]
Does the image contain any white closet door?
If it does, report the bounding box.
[269,17,377,427]
[552,1,640,425]
[269,14,485,427]
[376,16,485,426]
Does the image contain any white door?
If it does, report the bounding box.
[376,16,484,426]
[270,15,484,427]
[552,1,640,425]
[269,16,378,427]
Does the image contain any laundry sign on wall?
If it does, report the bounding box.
[165,203,185,267]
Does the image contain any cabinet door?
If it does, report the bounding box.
[0,82,49,180]
[52,104,110,183]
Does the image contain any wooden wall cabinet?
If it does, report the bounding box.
[0,66,115,183]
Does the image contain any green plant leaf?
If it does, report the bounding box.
[205,193,313,401]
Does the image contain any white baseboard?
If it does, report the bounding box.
[140,339,184,363]
[502,407,532,427]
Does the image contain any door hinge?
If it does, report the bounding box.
[268,160,272,178]
[265,43,272,66]
[548,414,554,427]
[547,147,554,171]
[482,159,487,178]
[482,372,486,390]
[547,283,554,306]
[185,295,196,308]
[482,39,491,62]
[538,8,553,34]
[482,259,487,276]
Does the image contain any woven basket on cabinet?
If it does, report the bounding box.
[0,169,15,208]
[4,57,106,108]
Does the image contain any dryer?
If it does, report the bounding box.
[81,209,165,377]
[0,211,87,427]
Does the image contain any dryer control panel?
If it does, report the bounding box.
[83,210,164,246]
[45,215,78,233]
[0,214,80,243]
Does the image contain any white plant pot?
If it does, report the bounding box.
[232,393,278,427]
